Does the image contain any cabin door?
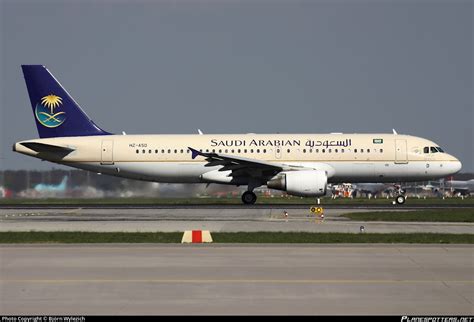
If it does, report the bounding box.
[101,140,114,165]
[395,139,408,164]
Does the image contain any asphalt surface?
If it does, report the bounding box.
[1,244,472,315]
[0,207,473,234]
[1,203,473,209]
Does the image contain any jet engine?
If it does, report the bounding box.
[267,170,327,197]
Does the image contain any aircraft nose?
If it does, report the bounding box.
[454,160,462,173]
[448,158,462,174]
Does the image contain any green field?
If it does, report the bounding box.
[0,231,472,244]
[343,209,474,222]
[0,196,472,206]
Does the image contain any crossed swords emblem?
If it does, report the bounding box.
[38,111,66,123]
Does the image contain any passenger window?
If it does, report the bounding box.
[161,149,165,153]
[206,149,209,153]
[316,149,319,153]
[136,149,139,154]
[328,149,331,153]
[225,149,228,153]
[263,149,266,153]
[303,149,306,153]
[354,149,357,153]
[168,149,171,153]
[219,149,222,153]
[231,149,235,153]
[256,149,260,153]
[238,149,241,153]
[380,149,383,153]
[287,149,291,153]
[250,149,254,153]
[335,149,338,153]
[244,149,247,153]
[322,149,325,153]
[367,149,370,153]
[341,149,344,153]
[180,149,183,153]
[142,149,146,153]
[155,149,158,153]
[360,149,363,153]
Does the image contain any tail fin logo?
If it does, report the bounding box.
[35,94,66,128]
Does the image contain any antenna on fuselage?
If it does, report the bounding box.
[198,129,204,135]
[392,129,398,135]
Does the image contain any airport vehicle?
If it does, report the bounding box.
[13,65,462,204]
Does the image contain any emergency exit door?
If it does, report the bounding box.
[101,140,114,165]
[395,139,408,164]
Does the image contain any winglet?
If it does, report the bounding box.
[188,147,200,159]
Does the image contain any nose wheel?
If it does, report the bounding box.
[242,191,257,205]
[395,195,406,205]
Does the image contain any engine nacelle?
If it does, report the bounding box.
[267,170,327,197]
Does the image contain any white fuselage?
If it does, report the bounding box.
[14,133,462,187]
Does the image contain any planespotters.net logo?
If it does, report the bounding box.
[402,317,473,322]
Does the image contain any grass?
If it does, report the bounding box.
[0,231,472,244]
[0,231,182,243]
[343,209,474,222]
[0,196,472,205]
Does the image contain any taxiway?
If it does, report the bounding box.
[0,206,472,234]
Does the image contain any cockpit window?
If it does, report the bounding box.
[430,147,438,153]
[436,147,444,153]
[423,147,429,154]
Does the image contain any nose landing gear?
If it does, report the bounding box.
[395,195,406,205]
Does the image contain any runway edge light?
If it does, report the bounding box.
[181,230,213,243]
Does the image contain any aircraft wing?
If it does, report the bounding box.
[188,147,306,178]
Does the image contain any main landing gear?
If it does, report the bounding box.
[242,191,257,205]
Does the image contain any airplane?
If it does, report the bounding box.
[351,183,390,198]
[447,179,474,196]
[13,65,462,205]
[34,175,68,193]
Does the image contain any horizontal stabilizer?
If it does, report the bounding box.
[20,142,75,154]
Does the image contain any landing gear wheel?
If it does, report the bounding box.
[242,191,257,205]
[395,195,406,205]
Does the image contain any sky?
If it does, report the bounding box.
[0,0,472,171]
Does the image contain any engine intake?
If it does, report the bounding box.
[267,170,327,197]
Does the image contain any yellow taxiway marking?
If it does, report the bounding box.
[1,279,473,284]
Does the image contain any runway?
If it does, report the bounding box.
[0,206,473,234]
[1,203,472,209]
[0,244,472,315]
